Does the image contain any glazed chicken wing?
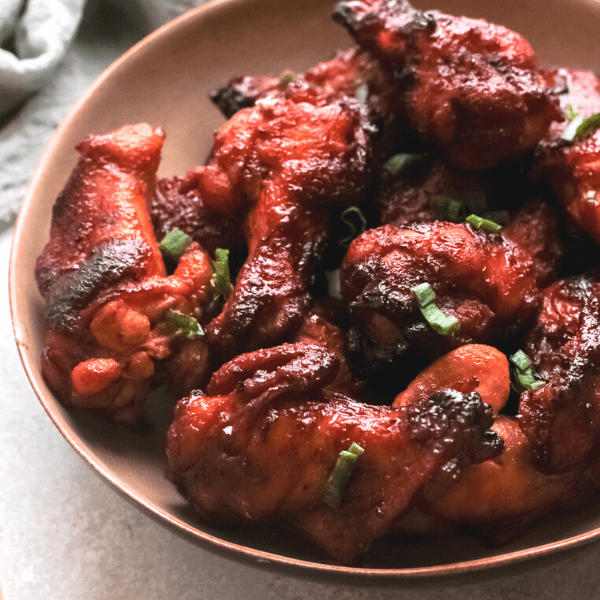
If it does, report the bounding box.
[519,280,600,474]
[534,130,600,246]
[392,345,600,542]
[166,342,501,565]
[189,88,373,360]
[340,221,543,374]
[332,0,562,170]
[35,124,213,424]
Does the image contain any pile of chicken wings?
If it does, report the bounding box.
[35,0,600,565]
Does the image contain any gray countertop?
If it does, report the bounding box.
[2,2,600,598]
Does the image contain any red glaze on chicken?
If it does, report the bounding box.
[35,124,214,424]
[332,0,562,170]
[166,342,501,565]
[340,221,542,371]
[191,87,373,360]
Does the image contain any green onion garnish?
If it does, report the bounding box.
[565,103,579,121]
[165,309,204,338]
[354,83,369,105]
[211,248,232,300]
[411,282,460,335]
[562,112,600,142]
[340,206,368,246]
[466,214,503,233]
[481,210,510,225]
[159,228,192,260]
[411,281,436,307]
[509,350,544,392]
[434,195,463,222]
[324,442,365,509]
[279,70,295,86]
[383,153,423,176]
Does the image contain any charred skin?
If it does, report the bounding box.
[210,48,418,159]
[519,287,600,474]
[340,221,541,373]
[35,124,213,424]
[390,344,600,542]
[166,343,501,565]
[332,0,562,170]
[534,130,600,246]
[195,89,372,361]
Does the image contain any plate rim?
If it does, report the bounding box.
[9,0,600,585]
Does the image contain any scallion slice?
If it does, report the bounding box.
[159,229,192,260]
[411,282,460,335]
[383,153,423,176]
[509,350,544,392]
[420,302,461,335]
[466,214,503,233]
[434,195,462,222]
[211,248,232,300]
[562,112,600,142]
[323,442,365,509]
[340,206,368,246]
[165,309,204,338]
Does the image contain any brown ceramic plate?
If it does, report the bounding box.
[9,0,600,587]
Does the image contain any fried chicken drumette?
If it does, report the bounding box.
[332,0,563,170]
[166,342,501,565]
[35,124,213,424]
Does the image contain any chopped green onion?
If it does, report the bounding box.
[383,153,423,176]
[420,303,461,335]
[565,103,579,121]
[481,210,510,225]
[411,282,460,335]
[586,190,598,201]
[434,195,463,222]
[340,206,368,246]
[165,309,204,338]
[279,70,295,86]
[562,112,600,142]
[466,213,503,233]
[411,281,436,307]
[159,229,192,260]
[575,112,600,139]
[323,442,365,508]
[509,350,545,392]
[211,248,232,300]
[354,83,369,105]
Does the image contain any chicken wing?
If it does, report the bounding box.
[192,88,373,360]
[340,221,542,375]
[332,0,562,170]
[166,342,501,565]
[35,124,213,424]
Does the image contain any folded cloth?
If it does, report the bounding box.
[0,0,201,229]
[0,0,86,118]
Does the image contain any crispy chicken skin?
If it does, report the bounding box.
[166,342,501,565]
[391,345,600,541]
[210,48,417,158]
[332,0,562,170]
[534,130,600,246]
[340,221,541,370]
[194,88,372,359]
[519,280,600,474]
[35,124,214,424]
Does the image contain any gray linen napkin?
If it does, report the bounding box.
[0,0,201,230]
